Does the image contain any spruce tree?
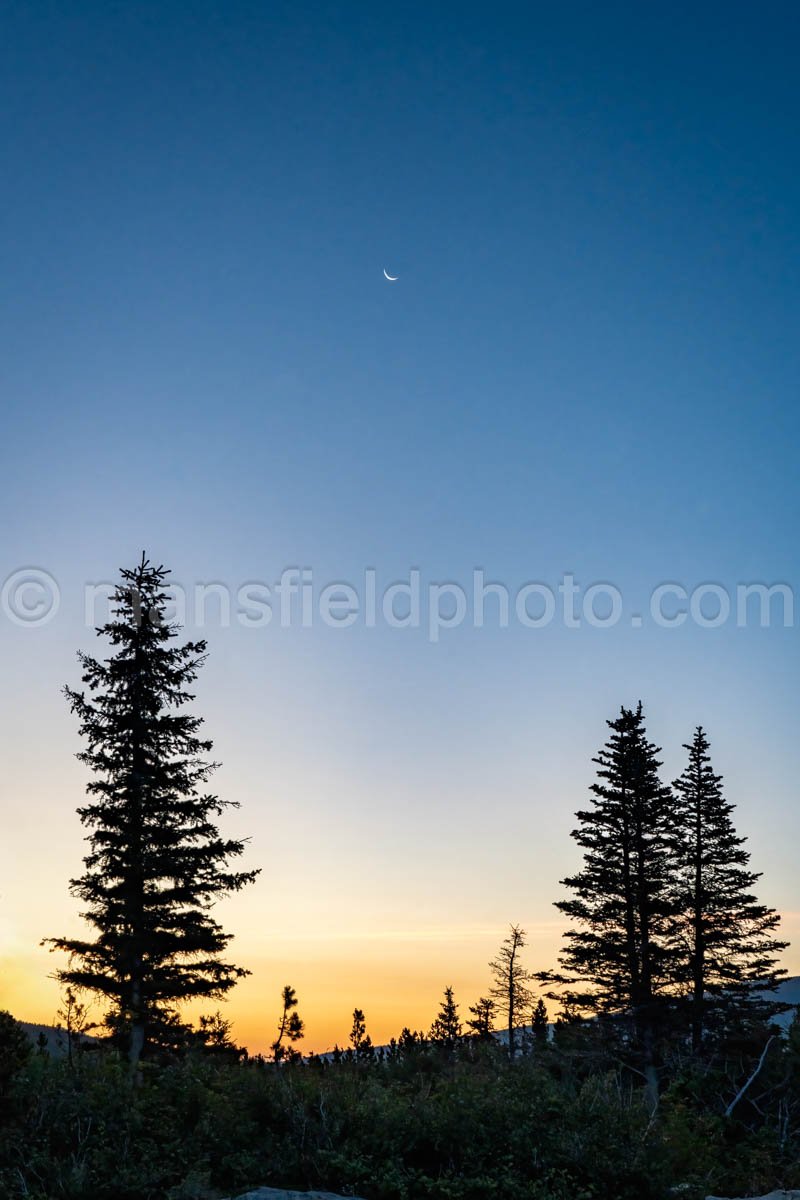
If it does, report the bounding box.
[489,924,533,1062]
[195,1010,245,1061]
[45,555,258,1065]
[548,704,677,1099]
[672,727,788,1050]
[531,997,549,1045]
[466,996,496,1040]
[429,985,462,1051]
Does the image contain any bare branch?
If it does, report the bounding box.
[724,1036,777,1119]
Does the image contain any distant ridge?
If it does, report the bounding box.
[492,976,800,1044]
[763,974,800,1027]
[17,1022,98,1057]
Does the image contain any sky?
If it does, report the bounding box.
[1,1,799,1053]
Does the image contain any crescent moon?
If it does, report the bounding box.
[383,268,398,281]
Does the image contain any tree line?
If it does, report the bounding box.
[42,557,789,1088]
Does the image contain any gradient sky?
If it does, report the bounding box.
[1,2,799,1053]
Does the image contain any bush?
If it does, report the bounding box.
[0,1011,31,1095]
[0,1037,798,1199]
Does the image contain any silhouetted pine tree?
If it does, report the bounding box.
[397,1026,427,1058]
[195,1010,246,1061]
[547,704,677,1101]
[429,986,462,1051]
[672,726,788,1051]
[348,1008,374,1062]
[489,924,533,1062]
[532,997,549,1045]
[466,996,497,1040]
[270,985,305,1063]
[56,987,96,1067]
[45,556,258,1066]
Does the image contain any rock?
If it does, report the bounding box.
[228,1190,367,1200]
[705,1192,800,1200]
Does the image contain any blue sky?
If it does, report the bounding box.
[1,1,798,1046]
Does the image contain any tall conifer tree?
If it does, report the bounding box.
[549,704,677,1099]
[672,727,788,1050]
[46,556,258,1064]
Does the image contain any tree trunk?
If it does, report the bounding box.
[129,965,145,1070]
[691,804,704,1052]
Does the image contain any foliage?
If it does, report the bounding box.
[0,1012,31,1097]
[0,1030,798,1200]
[55,988,98,1067]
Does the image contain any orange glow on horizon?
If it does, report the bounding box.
[4,913,800,1056]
